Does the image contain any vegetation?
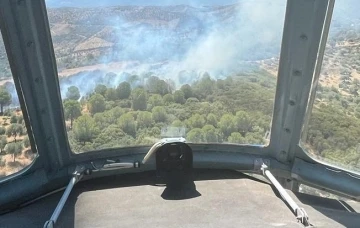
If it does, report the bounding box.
[65,71,275,153]
[6,142,23,162]
[63,100,81,128]
[0,86,11,115]
[56,66,360,173]
[66,86,80,100]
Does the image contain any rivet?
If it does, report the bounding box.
[285,128,291,133]
[300,34,308,41]
[289,100,296,106]
[34,77,40,83]
[293,70,302,76]
[27,41,33,47]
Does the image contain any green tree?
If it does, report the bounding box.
[174,90,185,104]
[148,94,163,107]
[118,113,136,137]
[186,98,199,104]
[186,128,204,143]
[180,84,193,99]
[234,111,253,136]
[194,74,215,98]
[0,126,5,135]
[137,111,153,129]
[63,100,81,128]
[23,135,30,148]
[116,81,131,99]
[0,135,6,153]
[6,142,22,162]
[73,115,98,145]
[6,124,23,142]
[202,125,218,142]
[163,94,174,104]
[206,113,218,127]
[132,88,147,111]
[219,114,236,138]
[92,124,127,149]
[10,115,17,124]
[66,86,80,100]
[244,132,264,144]
[105,88,118,101]
[187,114,206,128]
[94,84,107,96]
[172,120,184,128]
[228,132,245,144]
[146,76,170,95]
[88,94,106,115]
[0,86,11,115]
[152,106,167,123]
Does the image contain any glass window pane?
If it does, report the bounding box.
[0,35,37,178]
[301,1,360,173]
[46,1,286,153]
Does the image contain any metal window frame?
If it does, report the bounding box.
[0,0,359,211]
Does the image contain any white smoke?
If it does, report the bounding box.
[54,0,287,98]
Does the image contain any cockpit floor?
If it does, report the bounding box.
[0,170,359,228]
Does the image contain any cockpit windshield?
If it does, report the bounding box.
[45,0,286,153]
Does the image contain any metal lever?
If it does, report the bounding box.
[91,160,140,171]
[261,164,311,227]
[43,165,88,228]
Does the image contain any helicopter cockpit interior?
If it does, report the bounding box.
[0,0,359,227]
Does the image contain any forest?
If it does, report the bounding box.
[0,67,359,175]
[58,67,360,172]
[63,69,276,152]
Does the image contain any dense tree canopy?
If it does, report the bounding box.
[116,82,131,99]
[94,84,107,96]
[73,115,98,144]
[132,88,147,111]
[180,84,193,99]
[66,86,80,100]
[59,68,359,173]
[174,90,185,104]
[105,88,118,101]
[219,114,236,138]
[88,94,106,115]
[118,113,136,137]
[137,111,153,129]
[163,94,174,104]
[64,100,81,128]
[146,76,171,95]
[148,94,163,107]
[152,106,167,123]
